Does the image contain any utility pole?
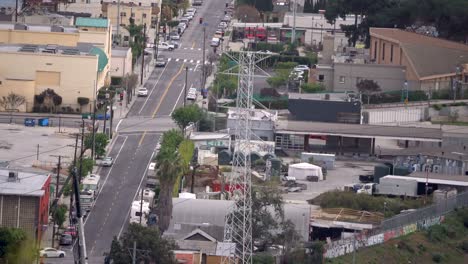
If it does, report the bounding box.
[15,0,18,22]
[184,66,188,107]
[109,98,114,139]
[291,0,296,44]
[132,241,137,264]
[36,144,40,160]
[202,26,206,89]
[71,167,88,264]
[79,119,85,182]
[140,23,147,85]
[70,134,79,225]
[139,188,144,225]
[91,81,97,161]
[117,0,121,45]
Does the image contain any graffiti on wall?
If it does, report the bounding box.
[324,215,445,258]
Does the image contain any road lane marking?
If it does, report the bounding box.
[171,83,194,115]
[151,63,186,118]
[138,62,169,115]
[190,59,194,63]
[191,42,195,48]
[84,136,128,225]
[194,63,200,71]
[138,131,147,146]
[168,58,172,61]
[118,150,156,239]
[184,59,187,63]
[176,58,180,62]
[116,119,123,132]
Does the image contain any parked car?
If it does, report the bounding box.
[221,15,231,22]
[155,56,166,67]
[193,0,203,6]
[214,30,224,38]
[158,42,174,51]
[137,87,149,97]
[294,65,309,71]
[180,18,190,26]
[63,225,77,238]
[169,40,180,48]
[187,8,197,14]
[218,22,228,29]
[210,37,220,47]
[40,248,66,258]
[169,32,180,40]
[183,13,193,20]
[60,234,73,246]
[101,156,113,167]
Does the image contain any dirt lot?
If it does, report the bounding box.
[282,160,378,203]
[0,124,79,170]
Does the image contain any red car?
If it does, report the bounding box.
[63,226,77,238]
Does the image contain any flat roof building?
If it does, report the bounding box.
[0,170,51,241]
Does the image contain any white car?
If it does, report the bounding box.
[40,248,66,258]
[187,92,197,101]
[158,42,175,51]
[101,156,113,167]
[218,22,228,29]
[137,87,148,97]
[294,65,309,71]
[170,32,180,40]
[183,13,193,20]
[187,8,197,14]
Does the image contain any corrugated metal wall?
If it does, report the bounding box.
[363,108,426,124]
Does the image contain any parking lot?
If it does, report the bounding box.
[282,160,378,203]
[0,124,79,169]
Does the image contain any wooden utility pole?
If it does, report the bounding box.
[140,23,147,85]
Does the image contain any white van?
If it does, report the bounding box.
[210,37,220,47]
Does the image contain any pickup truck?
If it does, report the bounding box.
[158,42,174,51]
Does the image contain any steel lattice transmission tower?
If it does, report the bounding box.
[221,51,273,264]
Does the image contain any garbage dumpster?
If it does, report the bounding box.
[38,118,49,127]
[24,118,36,127]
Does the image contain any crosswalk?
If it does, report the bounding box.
[167,58,206,64]
[180,47,203,51]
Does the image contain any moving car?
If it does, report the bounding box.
[59,234,73,246]
[169,40,180,48]
[158,42,174,51]
[101,156,113,167]
[155,56,166,67]
[137,87,149,97]
[40,248,66,258]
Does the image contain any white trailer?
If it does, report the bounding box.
[357,176,419,197]
[82,174,101,198]
[129,200,150,226]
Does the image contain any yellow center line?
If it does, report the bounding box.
[152,63,186,118]
[138,131,147,146]
[191,42,196,48]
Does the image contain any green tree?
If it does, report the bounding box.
[125,19,145,65]
[0,93,26,123]
[171,104,203,133]
[52,204,68,228]
[172,139,195,196]
[301,83,325,93]
[85,133,109,158]
[155,130,184,233]
[356,79,381,104]
[0,228,36,263]
[108,224,177,264]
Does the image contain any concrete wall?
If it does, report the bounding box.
[0,195,40,240]
[0,78,36,112]
[58,2,102,17]
[111,51,133,78]
[0,29,80,46]
[0,52,98,109]
[227,118,275,141]
[363,108,426,124]
[332,63,406,92]
[19,15,74,26]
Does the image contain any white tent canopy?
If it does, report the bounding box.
[288,163,323,181]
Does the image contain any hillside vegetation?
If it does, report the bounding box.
[327,208,468,264]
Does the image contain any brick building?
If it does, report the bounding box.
[0,170,51,241]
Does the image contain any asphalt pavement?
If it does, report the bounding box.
[49,0,229,263]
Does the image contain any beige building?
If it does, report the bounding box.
[103,2,159,28]
[0,18,112,113]
[111,47,133,78]
[369,28,468,92]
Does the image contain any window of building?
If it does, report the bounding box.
[374,41,377,59]
[131,13,135,18]
[120,12,126,17]
[123,36,129,41]
[318,74,324,82]
[382,43,386,60]
[339,76,345,83]
[142,13,147,18]
[390,44,394,62]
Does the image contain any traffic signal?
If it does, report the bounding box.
[225,3,228,8]
[163,27,166,34]
[119,93,124,101]
[199,17,203,24]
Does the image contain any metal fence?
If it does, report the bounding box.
[0,116,90,129]
[376,191,468,233]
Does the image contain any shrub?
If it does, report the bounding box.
[427,225,447,242]
[432,104,442,111]
[459,240,468,253]
[252,42,284,53]
[166,20,180,27]
[260,88,281,98]
[432,253,442,263]
[275,61,298,70]
[301,83,325,93]
[77,97,90,106]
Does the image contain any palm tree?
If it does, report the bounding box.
[155,147,183,233]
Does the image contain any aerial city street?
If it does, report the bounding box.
[0,0,468,264]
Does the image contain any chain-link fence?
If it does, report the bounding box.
[376,190,468,233]
[0,115,91,129]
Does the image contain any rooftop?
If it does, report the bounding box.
[382,146,468,161]
[370,27,468,78]
[276,120,443,142]
[0,22,78,33]
[289,92,360,102]
[75,17,109,28]
[227,108,278,121]
[384,174,468,187]
[0,170,50,197]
